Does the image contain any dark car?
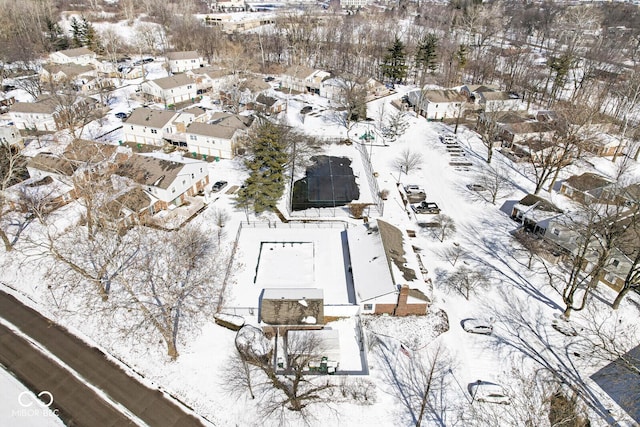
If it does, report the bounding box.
[412,201,440,214]
[212,180,228,192]
[115,112,128,119]
[300,106,313,114]
[264,76,275,82]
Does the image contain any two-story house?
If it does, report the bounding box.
[123,107,181,146]
[139,74,197,106]
[280,66,331,95]
[185,112,253,159]
[166,51,203,73]
[560,173,616,205]
[9,98,59,132]
[115,153,209,209]
[49,47,97,66]
[406,89,467,120]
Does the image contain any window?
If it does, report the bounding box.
[191,174,194,179]
[564,187,573,196]
[605,272,616,283]
[363,304,373,311]
[151,129,158,134]
[171,187,176,193]
[187,85,192,89]
[611,259,620,267]
[552,228,560,236]
[189,135,197,141]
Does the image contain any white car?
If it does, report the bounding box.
[404,184,426,196]
[468,381,510,404]
[462,318,493,335]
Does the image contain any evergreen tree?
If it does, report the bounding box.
[236,122,290,214]
[381,36,408,84]
[45,17,69,52]
[415,33,439,75]
[70,17,83,48]
[82,17,102,53]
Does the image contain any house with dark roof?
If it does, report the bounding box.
[166,51,203,73]
[39,64,96,86]
[114,153,209,209]
[139,74,197,106]
[185,66,231,93]
[184,112,253,158]
[560,172,616,204]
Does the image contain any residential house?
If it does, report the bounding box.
[499,121,555,145]
[251,94,286,116]
[9,98,58,132]
[560,173,616,204]
[280,66,331,95]
[123,107,180,146]
[49,47,97,66]
[186,66,230,93]
[461,84,524,112]
[0,92,15,113]
[140,74,197,106]
[115,153,209,209]
[23,153,77,207]
[583,133,623,157]
[104,187,154,226]
[40,64,96,86]
[0,125,24,149]
[185,112,253,158]
[511,194,564,235]
[347,220,431,315]
[406,89,467,120]
[166,51,203,73]
[340,0,370,8]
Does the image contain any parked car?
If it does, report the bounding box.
[412,201,441,215]
[441,133,457,144]
[466,183,486,191]
[461,318,493,335]
[300,106,313,114]
[404,184,426,196]
[468,381,510,404]
[114,112,128,119]
[211,180,228,192]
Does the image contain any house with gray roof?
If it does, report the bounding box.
[560,172,616,204]
[406,88,467,120]
[123,107,181,146]
[49,47,97,66]
[139,74,197,106]
[185,112,253,159]
[9,98,59,131]
[166,51,203,73]
[114,153,209,209]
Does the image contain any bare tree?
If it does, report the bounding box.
[393,148,424,182]
[475,110,505,164]
[230,328,339,423]
[115,224,229,359]
[430,214,456,243]
[444,264,488,300]
[0,141,29,251]
[474,166,513,205]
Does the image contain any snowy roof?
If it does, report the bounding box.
[187,122,237,139]
[346,224,397,303]
[115,153,204,189]
[53,47,95,58]
[149,73,194,90]
[42,63,95,77]
[11,98,58,114]
[287,329,340,362]
[262,288,323,300]
[125,107,178,128]
[166,51,200,61]
[423,89,466,103]
[564,172,614,192]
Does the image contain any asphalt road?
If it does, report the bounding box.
[0,290,206,427]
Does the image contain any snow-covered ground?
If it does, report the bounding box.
[0,370,64,427]
[2,80,640,426]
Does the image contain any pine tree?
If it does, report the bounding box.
[236,122,290,214]
[415,34,438,75]
[81,17,102,53]
[70,17,83,48]
[381,36,408,84]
